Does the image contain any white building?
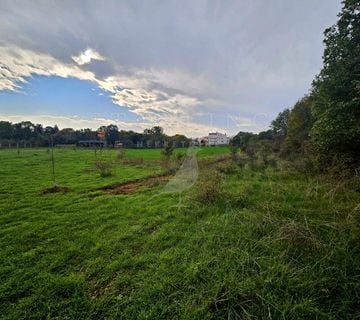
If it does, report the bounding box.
[208,132,230,146]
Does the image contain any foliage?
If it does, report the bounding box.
[271,108,290,139]
[161,142,174,159]
[311,0,360,167]
[284,95,314,155]
[216,161,237,174]
[230,131,257,151]
[0,122,190,149]
[193,170,224,203]
[228,144,239,161]
[94,159,114,177]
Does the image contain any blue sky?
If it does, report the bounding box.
[0,75,140,122]
[0,0,342,136]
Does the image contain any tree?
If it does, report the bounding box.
[0,121,13,140]
[271,108,290,138]
[284,95,314,154]
[311,0,360,167]
[143,126,165,148]
[230,131,257,150]
[106,124,119,147]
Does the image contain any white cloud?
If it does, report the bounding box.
[0,45,96,91]
[72,48,105,66]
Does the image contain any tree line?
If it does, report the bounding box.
[0,121,190,149]
[231,0,360,172]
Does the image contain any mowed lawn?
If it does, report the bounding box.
[0,147,359,319]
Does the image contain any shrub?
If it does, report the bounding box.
[266,156,278,169]
[161,143,174,160]
[194,171,223,204]
[173,152,185,166]
[229,144,239,161]
[117,148,126,160]
[94,160,113,177]
[216,162,237,174]
[235,154,247,169]
[246,157,265,171]
[291,156,317,175]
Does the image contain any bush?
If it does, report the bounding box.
[194,171,223,204]
[246,157,265,171]
[216,162,237,174]
[117,148,126,160]
[229,144,239,161]
[94,160,114,177]
[173,152,185,166]
[235,154,248,169]
[265,156,278,169]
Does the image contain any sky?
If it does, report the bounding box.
[0,0,342,137]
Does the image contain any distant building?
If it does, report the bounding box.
[208,132,230,146]
[97,129,106,141]
[78,140,105,147]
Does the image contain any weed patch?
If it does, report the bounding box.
[94,159,114,177]
[193,170,224,204]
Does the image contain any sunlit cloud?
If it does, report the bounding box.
[72,48,105,66]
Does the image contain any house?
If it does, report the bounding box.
[208,132,230,146]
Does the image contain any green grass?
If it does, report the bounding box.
[0,147,359,319]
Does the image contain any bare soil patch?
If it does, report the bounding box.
[100,174,172,195]
[42,186,70,195]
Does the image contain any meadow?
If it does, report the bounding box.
[0,146,359,319]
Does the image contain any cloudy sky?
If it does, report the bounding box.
[0,0,341,136]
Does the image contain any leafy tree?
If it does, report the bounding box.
[106,124,120,147]
[0,121,13,139]
[312,0,360,166]
[284,95,314,154]
[230,132,257,150]
[271,108,290,138]
[258,130,273,141]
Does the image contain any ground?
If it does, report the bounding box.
[0,147,359,319]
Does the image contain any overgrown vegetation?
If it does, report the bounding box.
[0,147,359,319]
[94,159,114,177]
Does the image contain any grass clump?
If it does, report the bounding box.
[94,159,114,177]
[193,170,223,204]
[216,161,237,174]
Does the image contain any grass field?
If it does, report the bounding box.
[0,146,359,319]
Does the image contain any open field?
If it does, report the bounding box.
[0,147,359,319]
